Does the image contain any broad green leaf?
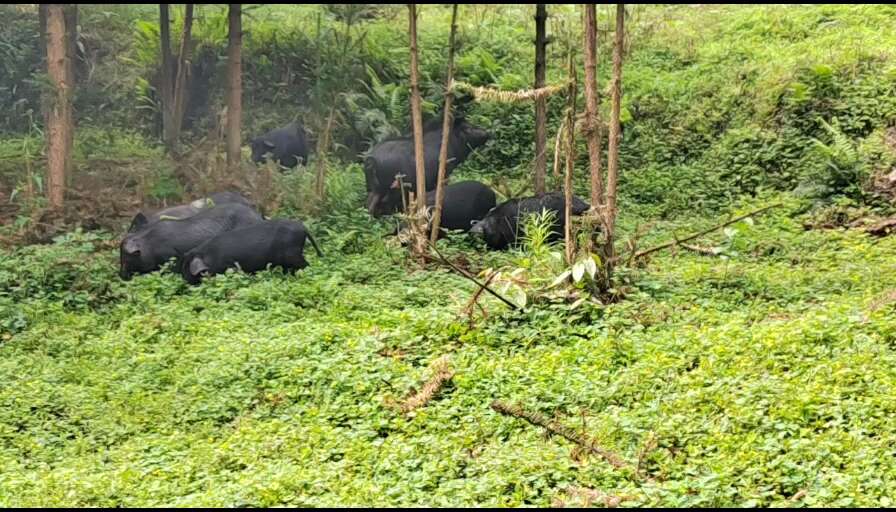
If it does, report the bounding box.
[551,270,571,288]
[583,257,597,278]
[572,262,585,282]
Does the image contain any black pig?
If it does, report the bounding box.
[364,117,489,217]
[250,122,309,169]
[181,219,322,285]
[120,202,263,280]
[469,192,590,250]
[127,191,254,234]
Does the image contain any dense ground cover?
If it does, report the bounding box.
[2,190,896,506]
[2,3,896,507]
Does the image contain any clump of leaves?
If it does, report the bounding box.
[797,118,870,202]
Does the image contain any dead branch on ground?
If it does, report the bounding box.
[491,400,628,469]
[399,355,454,414]
[632,203,781,261]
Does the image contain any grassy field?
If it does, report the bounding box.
[2,3,896,507]
[2,187,896,506]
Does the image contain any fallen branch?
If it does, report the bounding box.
[633,203,781,261]
[463,272,497,326]
[427,241,522,311]
[680,243,721,256]
[866,217,896,237]
[862,289,896,324]
[552,486,635,508]
[491,400,628,469]
[399,355,454,414]
[790,489,808,502]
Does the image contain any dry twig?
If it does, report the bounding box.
[552,486,635,508]
[427,241,522,311]
[633,203,781,261]
[491,400,628,469]
[399,355,454,414]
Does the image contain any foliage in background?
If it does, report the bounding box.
[4,5,896,216]
[2,5,896,507]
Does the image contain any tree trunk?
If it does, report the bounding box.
[45,4,72,210]
[563,52,577,265]
[164,4,193,151]
[429,4,459,243]
[226,4,242,168]
[533,4,548,195]
[408,4,427,254]
[582,4,603,211]
[159,4,173,144]
[602,4,625,280]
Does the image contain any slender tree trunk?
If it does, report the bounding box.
[45,4,72,210]
[408,4,427,254]
[226,4,242,168]
[583,4,603,211]
[533,4,548,195]
[430,4,459,243]
[602,4,625,280]
[159,4,173,144]
[563,52,577,265]
[164,4,193,151]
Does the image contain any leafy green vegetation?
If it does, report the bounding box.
[3,197,896,507]
[2,3,896,507]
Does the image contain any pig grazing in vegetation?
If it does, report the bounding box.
[180,219,322,285]
[364,117,490,217]
[120,202,263,280]
[250,122,309,169]
[392,180,497,241]
[425,181,497,233]
[127,191,254,234]
[469,192,590,250]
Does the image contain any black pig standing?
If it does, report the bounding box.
[393,180,497,239]
[127,191,254,234]
[364,117,489,217]
[250,122,309,169]
[181,219,323,285]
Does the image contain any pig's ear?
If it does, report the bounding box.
[189,256,210,277]
[128,212,148,233]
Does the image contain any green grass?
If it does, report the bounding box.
[2,3,896,507]
[1,194,896,507]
